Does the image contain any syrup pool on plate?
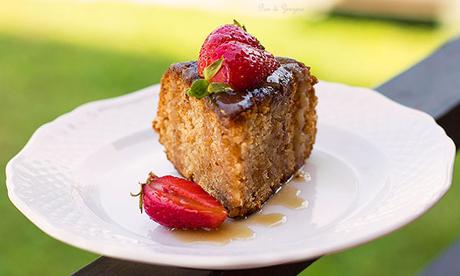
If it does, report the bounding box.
[245,213,286,227]
[171,221,254,244]
[269,186,308,209]
[171,213,286,244]
[170,173,309,244]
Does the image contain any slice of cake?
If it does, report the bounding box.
[153,21,317,217]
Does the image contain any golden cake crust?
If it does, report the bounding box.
[154,57,317,217]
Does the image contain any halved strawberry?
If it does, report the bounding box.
[131,172,227,229]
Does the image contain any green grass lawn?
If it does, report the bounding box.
[0,1,458,275]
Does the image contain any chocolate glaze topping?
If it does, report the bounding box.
[170,57,308,120]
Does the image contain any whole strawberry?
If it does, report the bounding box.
[187,20,280,99]
[198,20,264,77]
[131,172,227,229]
[207,41,279,91]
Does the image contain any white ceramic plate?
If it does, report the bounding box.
[6,82,455,269]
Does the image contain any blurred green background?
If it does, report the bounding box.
[0,0,459,275]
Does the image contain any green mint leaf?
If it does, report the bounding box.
[186,79,210,99]
[203,57,224,80]
[208,82,231,94]
[233,19,247,31]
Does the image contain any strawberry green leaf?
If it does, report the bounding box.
[208,82,231,94]
[203,57,224,80]
[233,19,247,31]
[186,79,210,99]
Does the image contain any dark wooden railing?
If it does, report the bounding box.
[74,37,460,276]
